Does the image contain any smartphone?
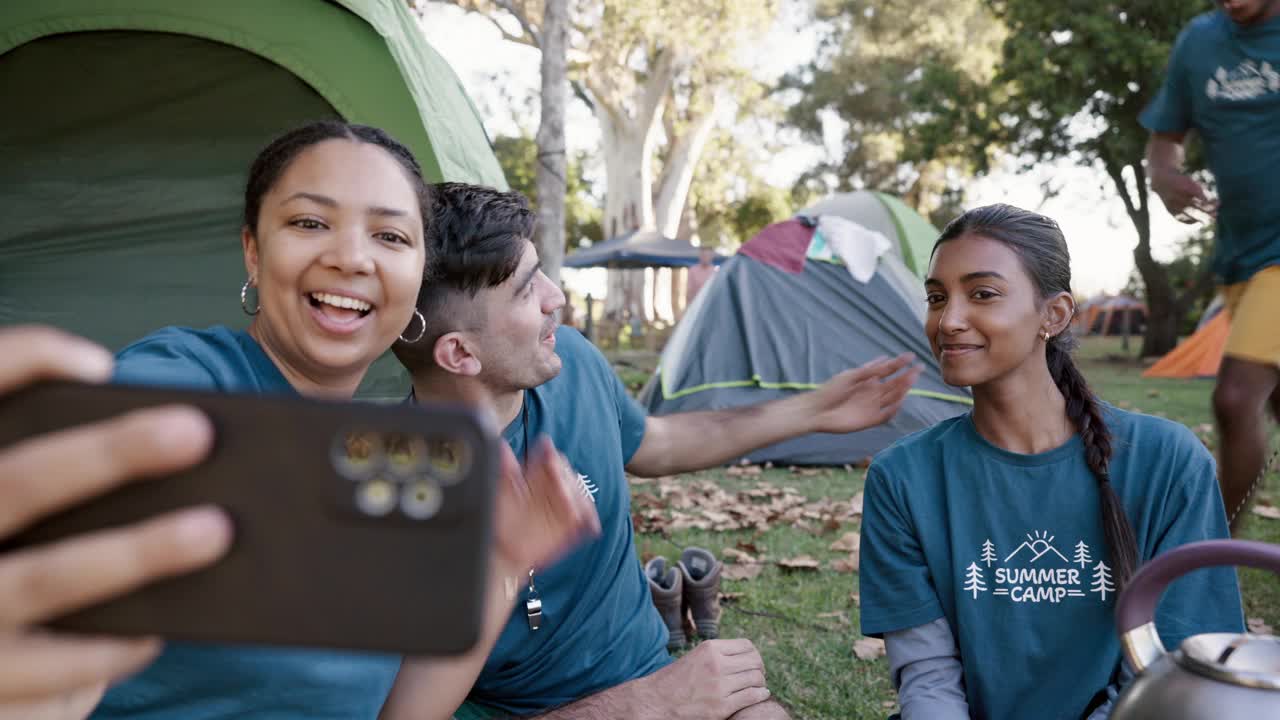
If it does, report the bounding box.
[0,380,498,657]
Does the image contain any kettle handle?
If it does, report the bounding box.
[1116,539,1280,672]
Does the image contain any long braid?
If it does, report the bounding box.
[1046,337,1139,590]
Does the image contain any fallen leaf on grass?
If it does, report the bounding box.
[850,592,861,607]
[831,551,859,573]
[776,555,821,571]
[723,563,764,581]
[882,701,898,709]
[1248,617,1274,635]
[854,637,886,660]
[1253,505,1280,520]
[817,611,850,625]
[722,547,757,564]
[1146,389,1161,398]
[850,491,864,516]
[719,592,744,603]
[829,531,860,552]
[726,464,763,477]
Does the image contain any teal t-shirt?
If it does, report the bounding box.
[1140,10,1280,283]
[859,408,1244,720]
[93,326,402,719]
[467,326,671,715]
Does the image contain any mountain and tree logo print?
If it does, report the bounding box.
[965,531,1113,605]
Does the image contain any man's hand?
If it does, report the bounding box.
[493,436,601,579]
[727,699,791,720]
[634,639,771,720]
[1151,170,1217,223]
[807,354,920,435]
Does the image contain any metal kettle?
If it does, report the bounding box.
[1111,540,1280,719]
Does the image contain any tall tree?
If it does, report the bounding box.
[536,0,569,283]
[780,0,1005,222]
[426,0,773,318]
[492,135,603,249]
[918,0,1212,357]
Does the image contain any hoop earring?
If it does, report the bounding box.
[399,309,426,344]
[241,279,260,316]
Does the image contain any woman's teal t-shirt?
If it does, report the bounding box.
[859,407,1244,720]
[93,326,402,720]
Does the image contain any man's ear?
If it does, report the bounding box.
[1044,291,1076,337]
[433,332,482,377]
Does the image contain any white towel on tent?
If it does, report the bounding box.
[817,215,893,284]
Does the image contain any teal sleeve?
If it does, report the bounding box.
[614,370,647,466]
[858,464,945,637]
[1139,27,1194,133]
[113,329,218,390]
[1149,445,1246,650]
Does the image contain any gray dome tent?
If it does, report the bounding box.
[639,215,971,465]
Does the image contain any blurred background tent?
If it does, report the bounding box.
[1075,294,1148,336]
[640,209,971,466]
[798,190,941,277]
[1143,295,1229,379]
[0,0,505,399]
[562,229,728,269]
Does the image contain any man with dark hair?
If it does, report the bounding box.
[393,183,920,720]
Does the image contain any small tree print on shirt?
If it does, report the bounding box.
[980,539,997,567]
[964,562,987,599]
[1074,541,1092,568]
[1091,561,1114,602]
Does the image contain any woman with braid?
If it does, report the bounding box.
[858,204,1243,720]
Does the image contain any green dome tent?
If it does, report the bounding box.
[0,0,505,398]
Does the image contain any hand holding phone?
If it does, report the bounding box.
[0,326,232,716]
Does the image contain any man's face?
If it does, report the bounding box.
[1220,0,1278,26]
[469,241,566,393]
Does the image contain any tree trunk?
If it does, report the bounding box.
[534,0,569,285]
[1104,157,1180,358]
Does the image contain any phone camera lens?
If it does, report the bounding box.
[336,431,384,479]
[355,477,397,516]
[384,433,427,475]
[401,480,443,520]
[426,438,470,485]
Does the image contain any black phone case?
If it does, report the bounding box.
[0,380,498,657]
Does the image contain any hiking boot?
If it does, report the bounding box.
[645,556,687,651]
[678,547,722,640]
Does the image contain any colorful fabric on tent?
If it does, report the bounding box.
[739,218,816,274]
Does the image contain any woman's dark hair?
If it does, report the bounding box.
[933,203,1139,590]
[242,120,431,234]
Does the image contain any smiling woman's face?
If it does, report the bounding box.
[243,139,426,390]
[924,232,1046,388]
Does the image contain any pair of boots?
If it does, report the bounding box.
[645,547,722,652]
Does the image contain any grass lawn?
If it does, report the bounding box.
[618,337,1280,719]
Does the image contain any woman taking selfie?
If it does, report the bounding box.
[0,122,597,720]
[859,204,1244,720]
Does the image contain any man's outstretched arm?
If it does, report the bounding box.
[627,355,919,478]
[516,640,780,720]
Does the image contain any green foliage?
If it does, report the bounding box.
[782,0,1004,212]
[492,135,603,249]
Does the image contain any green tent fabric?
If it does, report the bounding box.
[0,0,505,399]
[798,190,940,277]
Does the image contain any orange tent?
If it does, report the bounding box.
[1142,310,1230,379]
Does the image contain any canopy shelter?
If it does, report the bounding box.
[798,190,941,277]
[640,217,971,465]
[0,0,505,399]
[562,230,728,269]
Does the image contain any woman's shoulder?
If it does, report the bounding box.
[115,325,252,390]
[869,414,970,479]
